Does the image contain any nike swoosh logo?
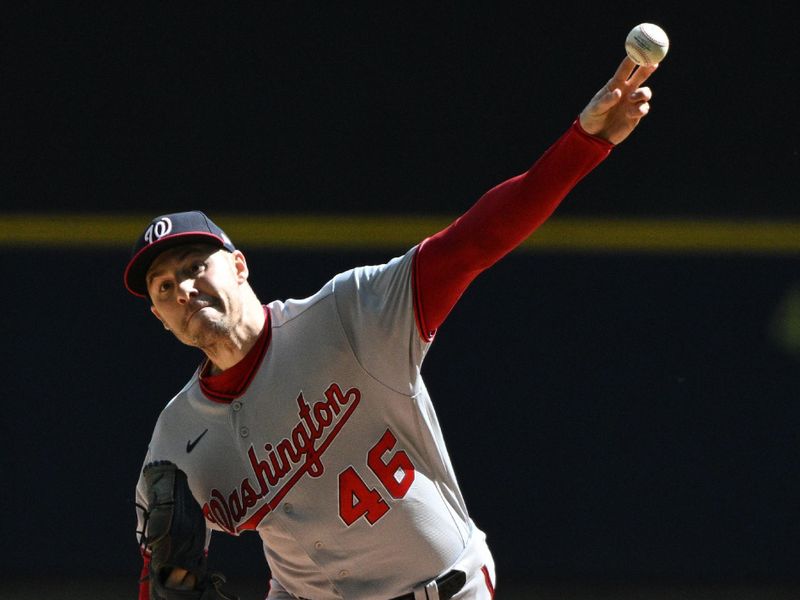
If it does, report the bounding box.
[186,429,209,453]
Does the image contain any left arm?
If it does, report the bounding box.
[414,57,658,338]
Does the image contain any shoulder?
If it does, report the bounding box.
[266,248,417,329]
[331,248,418,298]
[152,370,201,426]
[267,276,337,328]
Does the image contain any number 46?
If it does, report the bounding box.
[338,428,416,526]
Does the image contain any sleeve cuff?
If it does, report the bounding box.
[571,117,616,149]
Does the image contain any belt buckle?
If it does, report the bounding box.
[416,569,467,600]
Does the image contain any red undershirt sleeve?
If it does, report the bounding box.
[414,119,613,340]
[138,553,150,600]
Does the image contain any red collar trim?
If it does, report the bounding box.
[199,306,271,403]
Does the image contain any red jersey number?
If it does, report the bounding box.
[338,429,416,526]
[338,467,390,525]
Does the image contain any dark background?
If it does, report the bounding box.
[3,2,800,596]
[2,3,798,217]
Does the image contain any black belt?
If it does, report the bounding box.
[389,570,467,600]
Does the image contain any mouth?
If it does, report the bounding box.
[186,302,220,326]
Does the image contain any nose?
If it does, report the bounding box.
[176,278,198,304]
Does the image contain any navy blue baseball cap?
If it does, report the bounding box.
[124,211,236,297]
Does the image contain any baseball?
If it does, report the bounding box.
[625,23,669,67]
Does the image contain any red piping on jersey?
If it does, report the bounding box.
[482,565,495,597]
[199,306,271,403]
[411,245,435,343]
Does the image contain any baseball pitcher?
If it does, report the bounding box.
[128,56,658,599]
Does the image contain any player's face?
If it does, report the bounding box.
[146,244,248,349]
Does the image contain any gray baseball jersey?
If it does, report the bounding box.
[136,247,494,599]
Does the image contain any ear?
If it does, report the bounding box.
[232,250,249,283]
[150,305,171,331]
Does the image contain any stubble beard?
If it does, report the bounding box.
[186,314,231,348]
[183,299,238,350]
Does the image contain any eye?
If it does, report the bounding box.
[157,280,173,293]
[189,261,206,275]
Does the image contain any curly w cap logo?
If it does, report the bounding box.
[144,217,173,245]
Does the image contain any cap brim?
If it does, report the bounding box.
[123,232,228,298]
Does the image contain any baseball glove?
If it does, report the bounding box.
[140,460,238,600]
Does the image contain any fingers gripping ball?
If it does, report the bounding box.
[625,23,669,66]
[142,461,238,600]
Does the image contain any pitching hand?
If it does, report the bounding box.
[579,57,657,145]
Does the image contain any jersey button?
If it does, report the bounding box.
[231,401,242,411]
[339,570,349,578]
[314,541,323,549]
[283,502,293,513]
[239,426,249,438]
